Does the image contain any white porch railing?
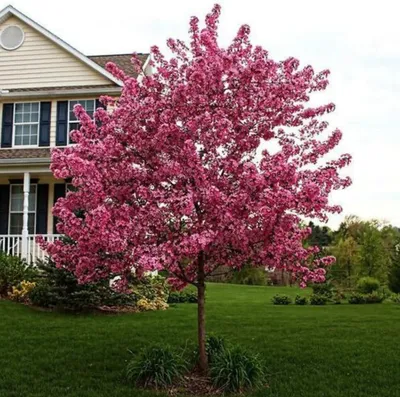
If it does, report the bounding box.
[0,234,61,264]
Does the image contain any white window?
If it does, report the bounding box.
[9,184,37,234]
[14,102,40,146]
[68,99,95,144]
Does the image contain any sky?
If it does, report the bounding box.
[2,0,399,229]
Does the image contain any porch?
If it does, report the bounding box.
[0,163,67,263]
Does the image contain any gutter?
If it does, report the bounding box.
[0,86,122,99]
[0,158,51,166]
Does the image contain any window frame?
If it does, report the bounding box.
[8,183,38,235]
[67,99,96,145]
[13,102,41,148]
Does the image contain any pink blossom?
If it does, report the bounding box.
[40,4,351,288]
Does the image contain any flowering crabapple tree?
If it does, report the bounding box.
[40,4,351,372]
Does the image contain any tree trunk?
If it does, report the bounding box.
[197,251,208,373]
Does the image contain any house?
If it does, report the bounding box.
[0,5,150,263]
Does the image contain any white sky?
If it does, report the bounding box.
[3,0,399,229]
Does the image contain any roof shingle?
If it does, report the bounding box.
[89,53,149,78]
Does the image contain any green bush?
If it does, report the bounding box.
[0,252,38,297]
[331,291,345,304]
[309,294,329,305]
[312,282,333,298]
[126,346,187,388]
[390,293,400,304]
[348,292,384,304]
[357,277,380,294]
[295,295,308,305]
[271,294,292,305]
[206,335,226,363]
[209,346,265,393]
[230,266,268,285]
[28,259,136,311]
[167,289,197,304]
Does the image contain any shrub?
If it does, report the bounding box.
[364,292,384,304]
[126,346,187,388]
[271,294,292,305]
[295,295,308,305]
[206,335,226,363]
[167,289,198,304]
[348,292,384,304]
[8,280,36,302]
[390,293,400,304]
[311,282,333,298]
[230,266,268,286]
[357,277,380,294]
[331,292,345,304]
[309,294,329,305]
[28,259,137,311]
[0,252,38,297]
[209,346,265,393]
[348,292,366,304]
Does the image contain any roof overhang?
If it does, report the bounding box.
[0,85,122,100]
[0,5,123,87]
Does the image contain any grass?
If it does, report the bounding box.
[1,284,400,396]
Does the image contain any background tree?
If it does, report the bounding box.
[41,5,351,372]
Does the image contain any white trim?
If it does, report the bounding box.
[0,5,122,86]
[0,86,122,99]
[12,101,40,147]
[8,182,37,235]
[0,24,25,50]
[67,98,96,145]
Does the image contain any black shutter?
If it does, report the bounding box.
[95,99,105,128]
[56,101,68,146]
[53,183,66,234]
[36,184,49,234]
[0,185,10,234]
[1,103,14,148]
[39,102,51,147]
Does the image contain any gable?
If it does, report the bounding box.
[0,16,116,90]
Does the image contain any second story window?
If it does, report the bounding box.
[14,102,40,146]
[68,99,95,144]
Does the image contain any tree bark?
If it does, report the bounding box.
[197,251,208,373]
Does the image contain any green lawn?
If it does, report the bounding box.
[1,284,400,397]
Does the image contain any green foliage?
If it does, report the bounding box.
[126,346,187,388]
[0,252,38,297]
[295,295,308,305]
[209,346,265,393]
[357,277,380,294]
[331,291,345,304]
[271,294,292,305]
[348,292,384,304]
[230,266,268,285]
[312,282,334,298]
[309,294,329,305]
[167,289,197,304]
[388,247,400,293]
[390,293,400,304]
[307,222,332,248]
[28,259,136,311]
[206,335,226,363]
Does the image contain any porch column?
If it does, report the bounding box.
[21,172,30,259]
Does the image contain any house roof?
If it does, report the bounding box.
[0,5,145,87]
[0,148,51,161]
[89,54,150,79]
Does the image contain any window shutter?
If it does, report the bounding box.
[53,183,66,234]
[39,102,51,147]
[36,184,49,234]
[56,101,68,146]
[0,185,10,234]
[1,103,13,148]
[95,99,106,128]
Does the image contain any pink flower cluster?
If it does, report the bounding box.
[40,5,351,288]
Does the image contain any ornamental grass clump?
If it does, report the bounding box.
[126,346,187,388]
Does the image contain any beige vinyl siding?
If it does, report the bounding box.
[0,16,112,89]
